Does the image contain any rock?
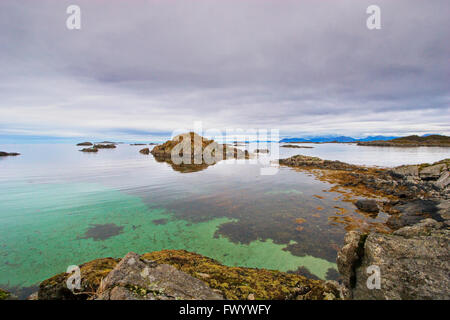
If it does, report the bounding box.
[139,148,150,155]
[391,165,419,178]
[337,219,450,300]
[0,288,13,300]
[386,199,443,229]
[150,132,249,173]
[281,145,314,149]
[419,163,447,180]
[38,257,119,300]
[93,144,116,149]
[336,231,365,291]
[80,147,98,153]
[96,252,223,300]
[254,149,269,153]
[355,199,379,214]
[0,151,20,157]
[130,143,146,146]
[76,142,93,146]
[434,171,450,189]
[27,292,39,300]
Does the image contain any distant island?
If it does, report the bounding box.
[357,135,450,147]
[280,135,398,143]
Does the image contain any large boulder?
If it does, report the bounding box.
[337,219,450,300]
[95,252,223,300]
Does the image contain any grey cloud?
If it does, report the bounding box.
[0,0,449,139]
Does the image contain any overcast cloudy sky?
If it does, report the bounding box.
[0,0,449,141]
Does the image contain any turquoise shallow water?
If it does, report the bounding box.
[0,143,448,294]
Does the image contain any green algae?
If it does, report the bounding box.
[0,182,336,289]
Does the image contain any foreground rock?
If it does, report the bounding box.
[96,252,223,300]
[37,250,343,300]
[0,288,13,300]
[0,151,20,157]
[38,258,119,300]
[337,219,449,300]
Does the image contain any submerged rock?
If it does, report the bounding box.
[355,199,379,214]
[337,219,450,300]
[0,151,20,157]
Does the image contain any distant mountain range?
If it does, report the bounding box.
[279,135,399,143]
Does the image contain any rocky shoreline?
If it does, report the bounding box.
[279,154,449,299]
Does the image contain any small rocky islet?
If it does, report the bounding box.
[0,151,20,157]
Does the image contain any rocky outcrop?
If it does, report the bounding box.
[0,151,20,157]
[96,252,223,300]
[150,132,250,173]
[37,250,344,300]
[139,148,150,155]
[76,142,93,146]
[93,143,116,149]
[337,219,450,300]
[80,147,98,153]
[281,145,314,149]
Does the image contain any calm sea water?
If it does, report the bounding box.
[0,142,448,295]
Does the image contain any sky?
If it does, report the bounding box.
[0,0,449,142]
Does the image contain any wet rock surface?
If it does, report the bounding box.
[139,148,150,155]
[355,199,379,214]
[337,219,450,300]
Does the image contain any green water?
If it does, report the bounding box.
[0,182,335,288]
